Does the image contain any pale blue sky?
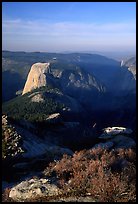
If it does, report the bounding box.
[2,2,136,52]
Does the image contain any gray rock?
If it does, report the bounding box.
[99,127,133,139]
[99,133,113,139]
[9,178,61,201]
[31,93,44,103]
[6,122,73,160]
[46,113,62,124]
[22,62,50,95]
[110,135,136,149]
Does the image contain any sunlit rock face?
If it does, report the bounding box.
[99,127,133,139]
[22,63,50,95]
[97,126,135,149]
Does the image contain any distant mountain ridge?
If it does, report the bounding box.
[2,53,136,130]
[2,51,136,129]
[2,51,136,102]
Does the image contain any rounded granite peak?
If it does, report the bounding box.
[32,62,50,70]
[22,62,50,95]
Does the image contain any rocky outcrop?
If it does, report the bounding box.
[47,146,73,158]
[97,126,135,149]
[2,115,73,161]
[2,115,74,193]
[110,135,136,149]
[99,127,133,139]
[15,122,73,159]
[31,93,44,103]
[59,69,105,101]
[93,136,136,150]
[46,113,62,124]
[9,178,61,201]
[22,63,50,95]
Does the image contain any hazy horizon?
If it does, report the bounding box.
[2,2,136,53]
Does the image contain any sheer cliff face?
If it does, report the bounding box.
[22,63,50,95]
[22,62,105,96]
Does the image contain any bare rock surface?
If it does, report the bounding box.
[9,178,61,201]
[22,62,50,95]
[110,135,136,149]
[99,126,133,139]
[97,126,135,149]
[46,113,62,124]
[17,125,73,159]
[31,93,44,103]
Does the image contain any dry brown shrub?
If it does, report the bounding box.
[44,147,136,202]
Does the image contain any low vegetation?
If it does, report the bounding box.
[2,147,136,202]
[44,147,136,202]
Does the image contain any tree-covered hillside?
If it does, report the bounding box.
[2,86,65,122]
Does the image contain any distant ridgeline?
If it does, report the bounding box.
[2,51,136,129]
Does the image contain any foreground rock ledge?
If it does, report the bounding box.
[9,178,62,201]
